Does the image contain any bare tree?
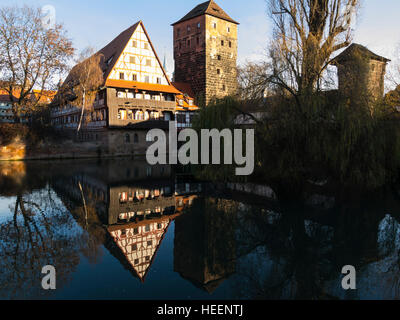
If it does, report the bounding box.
[238,62,272,101]
[0,5,74,122]
[63,48,103,135]
[268,0,360,104]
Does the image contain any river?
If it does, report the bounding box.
[1,159,400,300]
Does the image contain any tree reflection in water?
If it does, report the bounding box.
[1,160,400,299]
[0,162,102,299]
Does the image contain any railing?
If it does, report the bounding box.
[108,96,176,110]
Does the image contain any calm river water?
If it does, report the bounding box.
[1,159,400,300]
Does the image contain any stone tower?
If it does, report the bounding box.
[172,0,239,105]
[332,43,390,102]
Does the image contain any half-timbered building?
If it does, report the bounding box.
[51,21,198,155]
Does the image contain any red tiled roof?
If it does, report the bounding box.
[172,82,195,98]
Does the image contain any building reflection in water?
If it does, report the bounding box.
[4,159,400,299]
[51,159,201,283]
[174,198,237,293]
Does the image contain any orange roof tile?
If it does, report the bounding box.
[106,79,181,94]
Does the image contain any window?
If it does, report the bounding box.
[222,84,226,91]
[157,77,161,84]
[187,39,191,47]
[146,132,153,142]
[221,40,224,46]
[177,28,180,36]
[132,40,137,48]
[187,26,191,33]
[146,59,151,66]
[217,55,221,60]
[106,56,114,66]
[144,75,150,83]
[197,22,201,29]
[229,41,232,48]
[147,240,152,246]
[119,72,125,80]
[134,259,139,265]
[136,111,144,120]
[227,27,231,33]
[133,227,139,234]
[177,114,186,123]
[197,37,200,45]
[125,134,130,143]
[131,244,137,251]
[134,133,139,143]
[130,56,135,64]
[132,74,137,81]
[145,224,150,232]
[157,223,162,229]
[118,109,127,120]
[213,22,217,29]
[145,256,150,262]
[144,43,149,50]
[217,69,221,75]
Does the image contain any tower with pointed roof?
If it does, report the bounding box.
[172,0,239,105]
[331,43,390,102]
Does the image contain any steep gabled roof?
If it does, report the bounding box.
[57,21,177,102]
[172,0,239,26]
[99,22,141,83]
[331,43,391,65]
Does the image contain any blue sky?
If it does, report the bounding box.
[3,0,400,73]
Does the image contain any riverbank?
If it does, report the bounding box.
[0,139,146,161]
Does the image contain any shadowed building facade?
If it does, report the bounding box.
[172,0,239,105]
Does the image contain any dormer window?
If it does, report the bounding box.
[106,56,114,66]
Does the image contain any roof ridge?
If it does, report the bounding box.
[172,0,239,26]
